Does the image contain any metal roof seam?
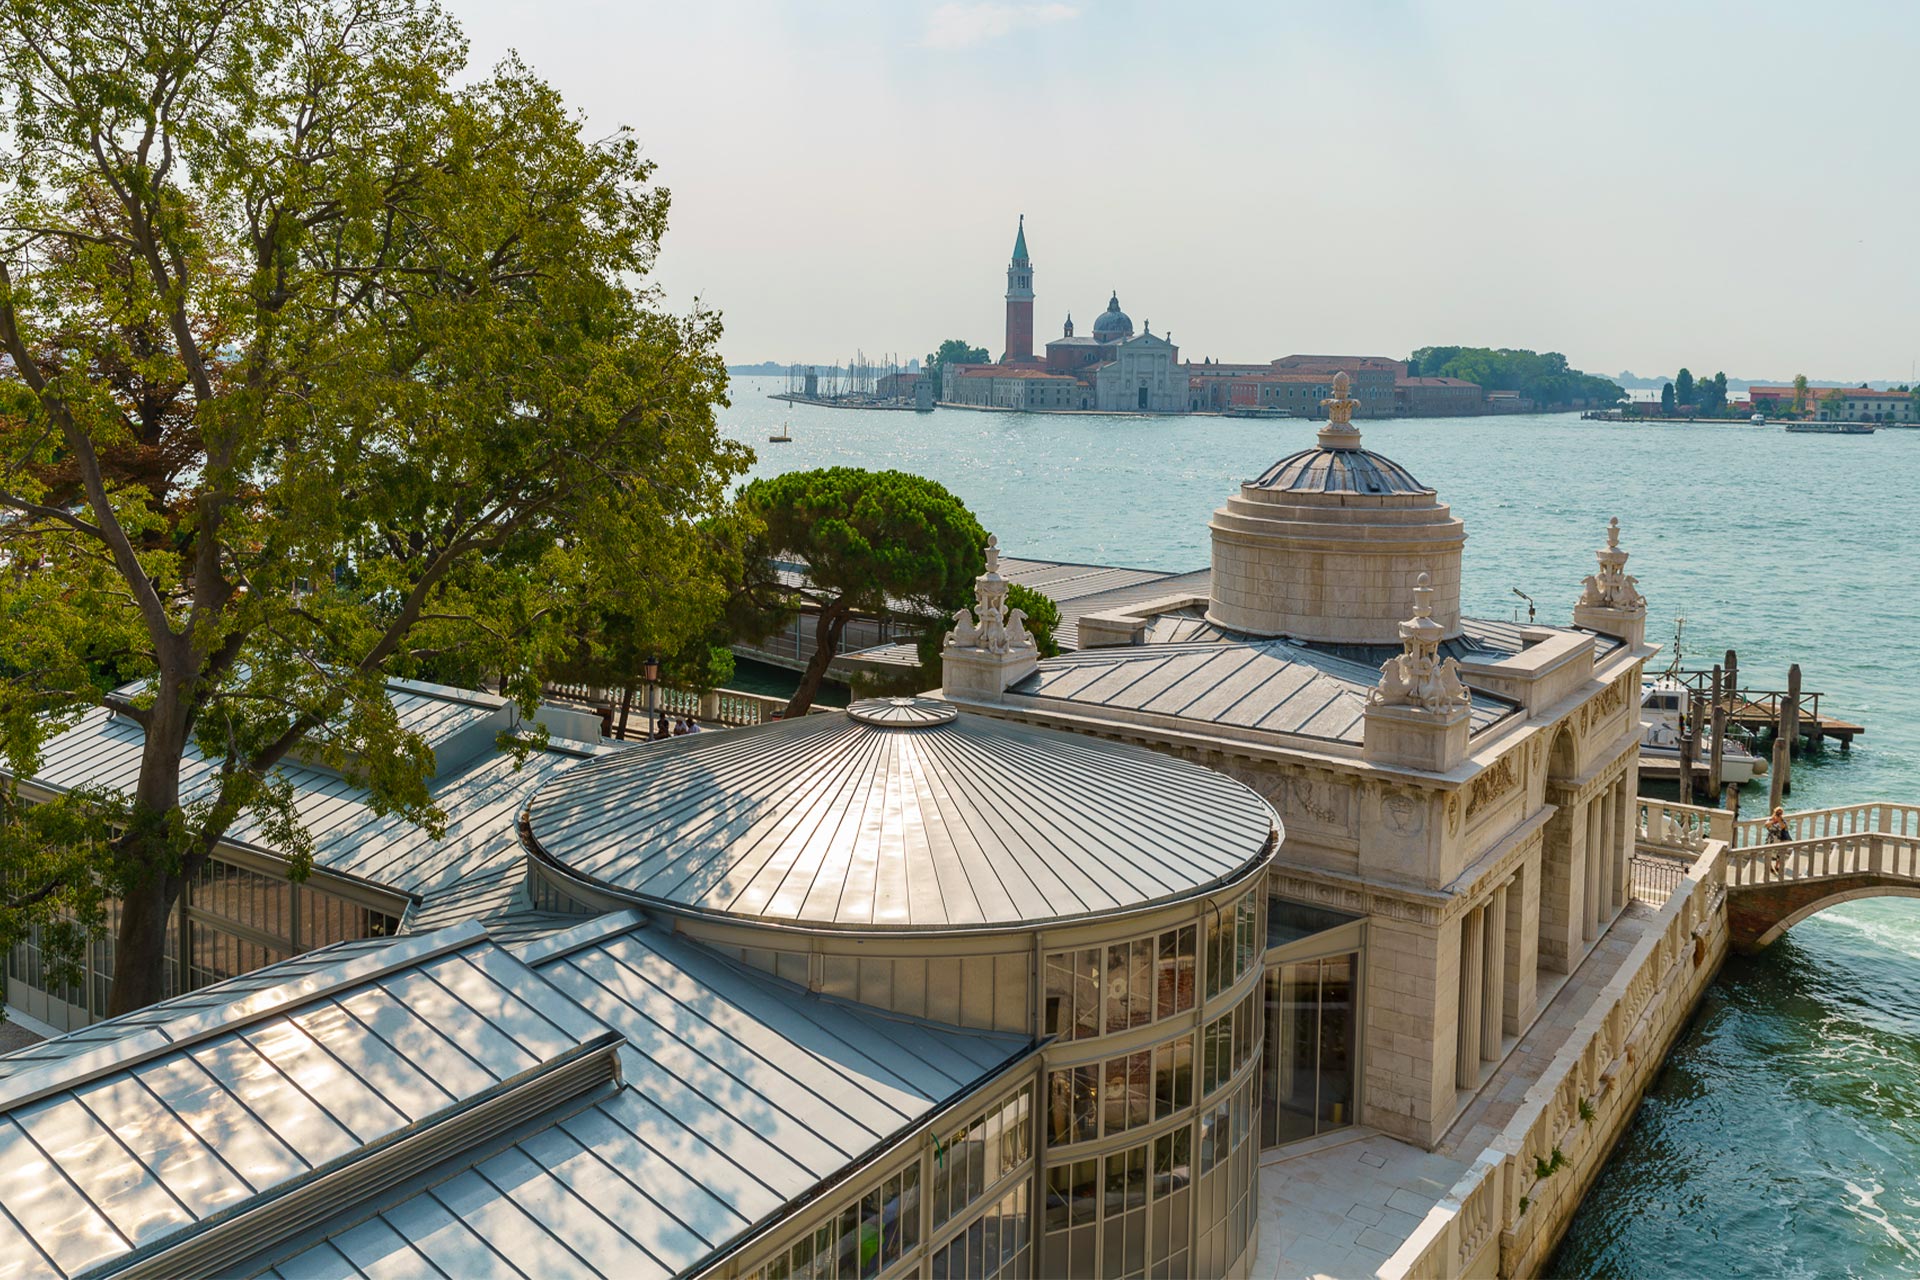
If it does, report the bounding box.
[0,926,491,1115]
[122,1034,626,1280]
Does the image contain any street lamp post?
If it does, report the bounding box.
[643,654,661,739]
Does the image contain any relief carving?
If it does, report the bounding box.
[1467,753,1519,818]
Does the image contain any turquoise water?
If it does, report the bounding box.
[729,377,1920,1277]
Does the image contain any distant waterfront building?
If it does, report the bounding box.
[1270,355,1403,418]
[875,369,922,400]
[1750,383,1914,423]
[1396,375,1485,416]
[947,364,1088,410]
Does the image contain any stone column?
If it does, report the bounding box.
[1583,797,1605,941]
[1599,778,1618,918]
[1481,887,1507,1061]
[1614,780,1635,908]
[1504,861,1537,1036]
[1456,906,1484,1089]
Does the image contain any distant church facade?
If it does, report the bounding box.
[943,217,1185,414]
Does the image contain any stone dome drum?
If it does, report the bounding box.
[524,698,1277,932]
[1207,383,1466,644]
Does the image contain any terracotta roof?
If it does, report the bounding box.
[957,366,1079,381]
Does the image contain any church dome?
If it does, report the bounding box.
[1091,292,1133,341]
[1252,446,1431,496]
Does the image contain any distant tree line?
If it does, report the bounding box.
[1405,347,1624,407]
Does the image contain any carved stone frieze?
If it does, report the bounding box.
[1467,753,1519,818]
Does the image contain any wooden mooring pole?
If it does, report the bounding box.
[1679,691,1701,806]
[1779,663,1801,796]
[1708,663,1727,796]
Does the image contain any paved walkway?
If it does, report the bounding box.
[1254,901,1664,1278]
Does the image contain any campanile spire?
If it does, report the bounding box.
[1003,215,1034,363]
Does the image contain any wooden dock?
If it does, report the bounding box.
[1670,671,1864,749]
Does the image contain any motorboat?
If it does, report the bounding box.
[1784,421,1875,434]
[1640,679,1767,783]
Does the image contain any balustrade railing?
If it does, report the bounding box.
[1725,828,1920,888]
[539,682,800,736]
[1733,801,1920,849]
[1635,798,1732,853]
[1381,840,1726,1280]
[1630,852,1691,906]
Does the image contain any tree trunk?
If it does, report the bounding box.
[106,681,194,1015]
[109,871,182,1014]
[786,603,847,717]
[616,684,635,739]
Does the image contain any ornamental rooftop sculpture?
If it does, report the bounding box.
[1369,572,1473,711]
[1576,516,1646,613]
[946,533,1035,657]
[1316,370,1364,451]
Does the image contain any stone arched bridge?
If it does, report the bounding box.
[1722,802,1920,952]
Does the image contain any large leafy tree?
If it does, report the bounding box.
[0,0,748,1013]
[734,468,985,716]
[923,338,988,401]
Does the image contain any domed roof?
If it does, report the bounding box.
[1250,446,1431,496]
[1091,292,1133,341]
[525,703,1276,932]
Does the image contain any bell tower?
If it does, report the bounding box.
[1003,215,1034,364]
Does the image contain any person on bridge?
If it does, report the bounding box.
[1765,807,1793,876]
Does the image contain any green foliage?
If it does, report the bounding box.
[1007,583,1061,658]
[1660,382,1676,415]
[1674,368,1696,406]
[0,0,748,1011]
[924,338,989,399]
[733,468,986,714]
[1534,1146,1570,1180]
[1578,1097,1596,1124]
[1697,372,1729,416]
[1406,347,1624,408]
[1792,374,1810,415]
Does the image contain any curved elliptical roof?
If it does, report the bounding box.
[524,700,1276,932]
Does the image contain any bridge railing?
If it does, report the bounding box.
[1636,798,1733,854]
[1733,801,1920,849]
[1726,828,1920,888]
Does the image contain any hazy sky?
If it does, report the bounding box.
[447,1,1920,381]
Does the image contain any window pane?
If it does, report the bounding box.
[1264,962,1319,1147]
[1106,944,1130,1035]
[1318,955,1357,1131]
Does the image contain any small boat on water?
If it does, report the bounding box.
[1750,413,1766,425]
[768,421,792,443]
[1784,421,1876,434]
[1640,679,1767,783]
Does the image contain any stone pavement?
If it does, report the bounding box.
[1254,901,1665,1278]
[1255,1130,1468,1279]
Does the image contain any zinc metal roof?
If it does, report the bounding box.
[524,706,1276,931]
[0,915,1033,1280]
[0,924,607,1279]
[1250,445,1432,495]
[21,704,590,913]
[1012,639,1516,746]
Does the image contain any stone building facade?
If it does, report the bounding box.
[942,380,1656,1150]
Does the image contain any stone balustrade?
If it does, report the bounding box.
[1634,798,1733,853]
[1378,832,1727,1280]
[1732,800,1920,849]
[541,682,802,732]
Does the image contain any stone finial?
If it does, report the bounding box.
[1369,573,1472,710]
[946,533,1035,658]
[1576,516,1646,612]
[1317,371,1364,450]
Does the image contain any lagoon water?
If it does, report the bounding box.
[726,376,1920,1277]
